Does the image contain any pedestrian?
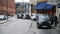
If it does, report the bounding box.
[54,15,58,27]
[49,15,54,25]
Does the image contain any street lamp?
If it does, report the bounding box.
[6,0,8,20]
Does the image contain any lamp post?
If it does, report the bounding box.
[2,0,3,15]
[7,0,8,20]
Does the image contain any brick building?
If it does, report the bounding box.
[0,0,15,15]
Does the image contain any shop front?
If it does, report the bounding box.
[34,2,56,15]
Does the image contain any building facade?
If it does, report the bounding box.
[30,0,47,13]
[16,3,31,14]
[30,0,58,16]
[0,0,15,15]
[29,0,47,5]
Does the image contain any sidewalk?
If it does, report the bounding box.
[55,18,60,30]
[0,16,15,24]
[0,20,12,24]
[0,19,33,34]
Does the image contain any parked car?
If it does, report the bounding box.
[0,15,6,20]
[31,13,36,21]
[23,13,26,19]
[24,13,31,20]
[17,14,23,19]
[36,14,51,29]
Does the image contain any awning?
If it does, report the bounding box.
[34,2,54,10]
[34,2,46,10]
[44,4,54,9]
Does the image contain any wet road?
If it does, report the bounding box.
[0,16,60,34]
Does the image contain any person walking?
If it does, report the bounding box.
[54,15,58,27]
[49,15,54,25]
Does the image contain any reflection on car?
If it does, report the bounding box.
[0,15,6,20]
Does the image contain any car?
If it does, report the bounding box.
[24,13,31,20]
[31,13,36,21]
[0,15,6,20]
[17,14,23,19]
[23,13,26,19]
[36,14,51,29]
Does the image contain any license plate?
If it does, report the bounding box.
[42,26,47,27]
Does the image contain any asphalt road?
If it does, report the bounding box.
[0,19,32,34]
[30,21,60,34]
[0,16,60,34]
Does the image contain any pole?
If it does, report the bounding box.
[2,0,3,14]
[7,0,8,20]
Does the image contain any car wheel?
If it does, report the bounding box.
[47,23,51,29]
[48,27,51,29]
[25,18,26,19]
[51,21,54,25]
[37,25,42,29]
[33,19,36,21]
[37,22,42,29]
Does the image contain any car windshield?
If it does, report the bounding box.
[44,16,49,20]
[39,15,49,20]
[39,15,44,20]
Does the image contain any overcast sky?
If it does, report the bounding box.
[15,0,29,3]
